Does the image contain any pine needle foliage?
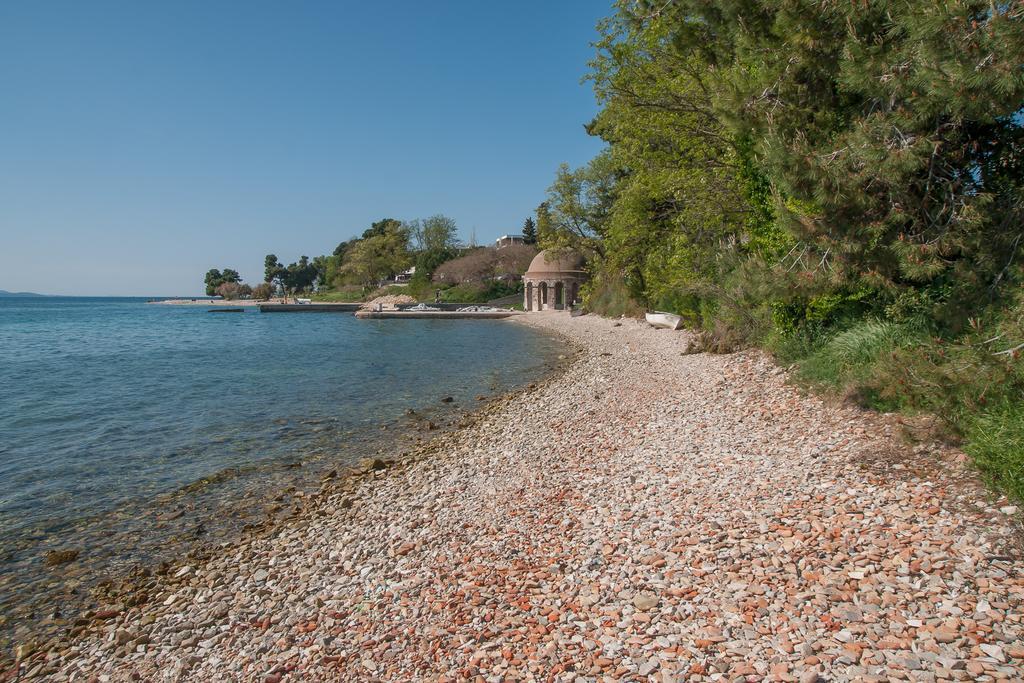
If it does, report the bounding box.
[540,0,1024,500]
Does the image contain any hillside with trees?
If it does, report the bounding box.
[537,1,1024,500]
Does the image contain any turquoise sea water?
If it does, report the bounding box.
[0,297,558,645]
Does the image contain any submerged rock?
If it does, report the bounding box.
[358,458,388,472]
[44,550,80,567]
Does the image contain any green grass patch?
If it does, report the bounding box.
[793,319,927,395]
[963,400,1024,503]
[310,286,367,302]
[773,314,1024,502]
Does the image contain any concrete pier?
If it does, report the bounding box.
[258,303,361,312]
[258,302,500,314]
[353,310,520,320]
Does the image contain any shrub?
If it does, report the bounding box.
[432,245,537,285]
[215,282,242,300]
[433,248,497,284]
[584,270,644,318]
[251,283,274,300]
[493,244,537,276]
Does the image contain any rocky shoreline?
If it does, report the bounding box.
[11,312,1024,681]
[0,380,504,665]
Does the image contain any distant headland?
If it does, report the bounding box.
[0,290,45,297]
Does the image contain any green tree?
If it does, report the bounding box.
[401,215,459,284]
[311,255,331,290]
[541,151,622,257]
[416,214,459,253]
[645,0,1024,328]
[264,255,285,287]
[362,218,403,240]
[333,239,355,259]
[204,268,242,296]
[282,255,317,292]
[535,203,552,244]
[581,4,758,311]
[339,222,412,286]
[204,269,222,296]
[522,217,537,245]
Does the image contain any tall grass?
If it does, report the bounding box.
[775,313,1024,502]
[794,319,928,398]
[965,401,1024,503]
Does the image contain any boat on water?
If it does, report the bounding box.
[645,311,683,330]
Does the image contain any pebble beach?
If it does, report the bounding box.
[21,312,1024,681]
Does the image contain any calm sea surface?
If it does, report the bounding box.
[0,296,558,646]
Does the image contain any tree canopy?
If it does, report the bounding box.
[538,0,1024,499]
[540,0,1024,331]
[522,217,537,245]
[203,268,241,296]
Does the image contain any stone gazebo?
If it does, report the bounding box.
[523,249,587,311]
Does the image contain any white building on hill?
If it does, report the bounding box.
[495,234,525,248]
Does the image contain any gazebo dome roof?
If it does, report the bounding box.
[524,249,586,277]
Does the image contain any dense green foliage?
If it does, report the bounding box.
[263,254,318,292]
[542,1,1024,500]
[522,217,537,245]
[203,268,241,296]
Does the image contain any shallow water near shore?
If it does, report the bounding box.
[0,296,560,648]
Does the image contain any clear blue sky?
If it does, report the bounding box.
[0,1,608,296]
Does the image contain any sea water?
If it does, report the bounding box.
[0,296,558,645]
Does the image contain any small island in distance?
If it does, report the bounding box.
[0,290,45,297]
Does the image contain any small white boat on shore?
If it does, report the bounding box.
[645,311,683,330]
[296,298,312,304]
